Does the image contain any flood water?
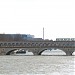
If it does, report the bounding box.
[0,50,75,75]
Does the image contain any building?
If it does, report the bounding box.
[0,34,34,41]
[0,34,44,41]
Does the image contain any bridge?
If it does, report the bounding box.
[0,40,75,56]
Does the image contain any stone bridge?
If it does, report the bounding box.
[0,41,75,56]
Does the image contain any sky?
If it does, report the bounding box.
[0,0,75,40]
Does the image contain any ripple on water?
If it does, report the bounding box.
[0,56,75,75]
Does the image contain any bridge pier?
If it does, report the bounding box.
[66,52,72,56]
[33,52,39,55]
[0,48,6,55]
[63,48,74,56]
[32,48,40,55]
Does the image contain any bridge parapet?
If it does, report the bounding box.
[0,41,75,48]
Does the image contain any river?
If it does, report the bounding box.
[0,50,75,75]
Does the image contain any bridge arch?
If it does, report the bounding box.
[72,51,75,55]
[6,48,26,55]
[38,48,66,55]
[5,48,33,55]
[6,49,17,55]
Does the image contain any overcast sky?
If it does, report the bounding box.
[0,0,75,40]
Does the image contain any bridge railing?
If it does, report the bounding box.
[0,41,75,48]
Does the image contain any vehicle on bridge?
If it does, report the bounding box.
[56,38,75,41]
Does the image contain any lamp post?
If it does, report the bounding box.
[43,27,44,40]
